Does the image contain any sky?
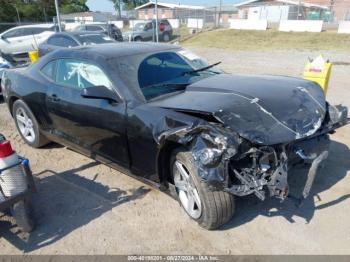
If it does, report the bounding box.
[86,0,240,12]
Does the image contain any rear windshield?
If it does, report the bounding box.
[77,34,115,45]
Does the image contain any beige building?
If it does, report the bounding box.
[135,1,205,20]
[234,0,348,22]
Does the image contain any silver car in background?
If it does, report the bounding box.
[123,19,173,42]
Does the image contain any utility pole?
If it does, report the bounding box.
[118,0,122,19]
[155,0,159,43]
[11,4,21,24]
[218,0,222,27]
[54,0,62,32]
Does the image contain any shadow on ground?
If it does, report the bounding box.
[221,140,350,230]
[0,140,349,250]
[0,161,151,252]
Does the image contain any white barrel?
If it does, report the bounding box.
[0,153,27,197]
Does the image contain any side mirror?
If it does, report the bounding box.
[81,85,119,103]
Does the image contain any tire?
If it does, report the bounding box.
[12,99,49,148]
[12,200,34,233]
[162,32,170,42]
[171,148,235,230]
[134,36,142,42]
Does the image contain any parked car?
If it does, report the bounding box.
[73,23,123,42]
[0,24,57,61]
[38,31,116,57]
[123,19,173,42]
[2,43,348,229]
[0,52,28,97]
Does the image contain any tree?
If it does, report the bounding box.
[109,0,122,18]
[109,0,148,16]
[0,0,90,23]
[60,0,89,14]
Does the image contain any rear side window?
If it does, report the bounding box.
[41,60,57,80]
[47,36,78,47]
[2,29,20,38]
[161,20,170,26]
[60,36,78,47]
[47,36,62,46]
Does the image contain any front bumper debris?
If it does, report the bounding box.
[225,134,331,203]
[302,150,328,200]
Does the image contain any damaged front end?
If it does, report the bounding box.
[225,134,330,202]
[151,74,349,203]
[155,102,348,203]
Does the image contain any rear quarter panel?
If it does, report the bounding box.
[4,67,52,130]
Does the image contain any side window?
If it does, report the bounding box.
[75,25,85,31]
[3,29,19,38]
[144,23,153,30]
[56,59,112,90]
[41,60,57,80]
[20,28,35,37]
[60,36,78,47]
[86,25,103,31]
[31,27,46,34]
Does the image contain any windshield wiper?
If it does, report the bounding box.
[182,62,222,76]
[142,82,190,90]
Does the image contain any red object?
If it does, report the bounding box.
[159,23,165,32]
[0,141,13,158]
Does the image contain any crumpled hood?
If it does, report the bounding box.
[149,74,326,145]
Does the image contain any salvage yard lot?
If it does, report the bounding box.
[0,47,350,254]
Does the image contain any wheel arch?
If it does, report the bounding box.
[157,140,184,185]
[8,95,20,116]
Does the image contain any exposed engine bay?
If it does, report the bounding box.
[157,102,348,203]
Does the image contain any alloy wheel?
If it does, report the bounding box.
[173,160,202,219]
[16,107,36,143]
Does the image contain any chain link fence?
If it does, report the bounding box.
[0,3,349,38]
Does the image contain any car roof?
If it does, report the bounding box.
[52,42,180,60]
[50,31,107,37]
[7,24,55,30]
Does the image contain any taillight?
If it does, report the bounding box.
[159,23,165,32]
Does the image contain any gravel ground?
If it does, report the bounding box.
[0,48,349,255]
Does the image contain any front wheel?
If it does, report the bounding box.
[171,148,235,230]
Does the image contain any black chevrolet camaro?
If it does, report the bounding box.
[2,43,348,229]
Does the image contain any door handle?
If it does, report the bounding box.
[50,94,60,102]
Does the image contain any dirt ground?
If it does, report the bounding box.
[0,48,349,255]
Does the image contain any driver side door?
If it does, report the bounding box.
[45,58,129,167]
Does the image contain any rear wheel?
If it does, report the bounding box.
[171,148,235,230]
[134,36,142,42]
[162,32,170,42]
[12,99,49,148]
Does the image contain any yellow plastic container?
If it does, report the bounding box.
[303,56,332,95]
[28,50,39,64]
